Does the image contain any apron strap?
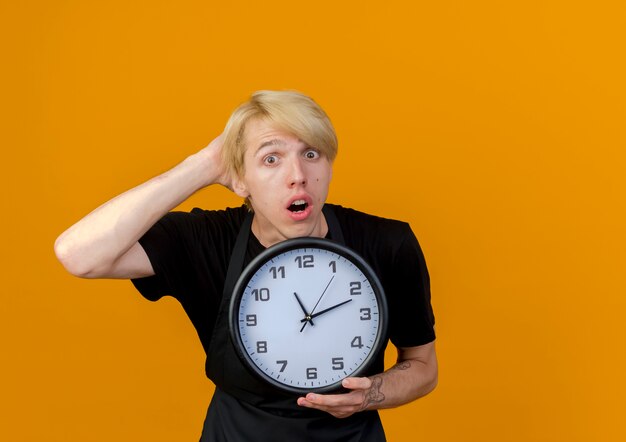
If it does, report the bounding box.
[222,211,253,300]
[322,204,345,245]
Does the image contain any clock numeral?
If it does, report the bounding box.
[359,308,371,321]
[350,281,362,296]
[252,288,270,302]
[257,341,268,353]
[306,367,318,380]
[269,266,285,279]
[246,314,257,326]
[295,255,314,268]
[276,360,288,373]
[329,260,336,273]
[351,336,364,349]
[331,357,344,370]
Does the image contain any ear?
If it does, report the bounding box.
[232,176,250,198]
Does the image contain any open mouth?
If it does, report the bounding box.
[287,199,309,213]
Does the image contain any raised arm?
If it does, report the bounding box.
[54,135,231,280]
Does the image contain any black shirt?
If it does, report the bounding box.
[132,204,434,354]
[131,204,435,440]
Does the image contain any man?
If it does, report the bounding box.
[55,90,437,441]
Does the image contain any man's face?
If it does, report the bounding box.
[233,118,333,247]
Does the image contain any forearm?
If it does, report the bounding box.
[55,150,218,278]
[360,351,438,411]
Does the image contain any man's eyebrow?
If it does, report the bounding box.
[257,139,285,152]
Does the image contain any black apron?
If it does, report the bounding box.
[200,206,386,441]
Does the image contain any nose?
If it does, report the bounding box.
[287,157,307,188]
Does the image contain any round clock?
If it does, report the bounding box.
[229,237,388,394]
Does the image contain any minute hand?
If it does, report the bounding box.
[300,299,353,322]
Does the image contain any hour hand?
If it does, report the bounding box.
[294,292,314,326]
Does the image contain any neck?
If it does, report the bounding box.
[251,213,329,248]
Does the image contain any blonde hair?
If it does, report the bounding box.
[222,90,338,178]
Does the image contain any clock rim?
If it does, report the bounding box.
[228,236,389,395]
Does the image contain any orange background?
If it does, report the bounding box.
[2,1,625,440]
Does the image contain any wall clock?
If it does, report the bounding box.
[229,237,388,394]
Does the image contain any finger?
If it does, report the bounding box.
[297,393,362,419]
[301,391,363,408]
[296,380,370,410]
[341,376,372,391]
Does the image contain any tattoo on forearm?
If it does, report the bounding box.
[360,362,413,410]
[392,361,412,371]
[361,376,385,410]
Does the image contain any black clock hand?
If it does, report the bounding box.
[300,299,353,322]
[301,275,335,332]
[294,292,314,326]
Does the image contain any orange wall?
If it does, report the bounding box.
[2,1,625,440]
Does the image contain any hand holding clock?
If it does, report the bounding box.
[296,376,383,419]
[296,342,438,419]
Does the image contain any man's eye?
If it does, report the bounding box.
[305,150,320,159]
[264,155,278,165]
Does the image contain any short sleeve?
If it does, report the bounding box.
[129,207,246,356]
[386,224,436,348]
[131,211,208,302]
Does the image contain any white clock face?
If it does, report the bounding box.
[230,239,387,393]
